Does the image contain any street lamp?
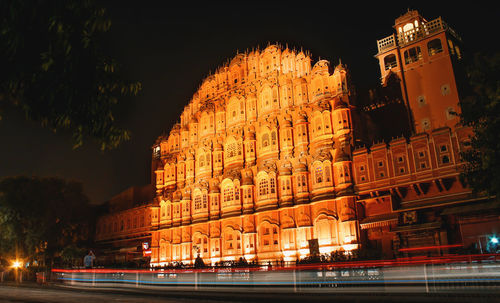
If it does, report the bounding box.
[11,260,22,269]
[490,236,499,245]
[11,259,23,284]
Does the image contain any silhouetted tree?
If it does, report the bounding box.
[0,176,92,266]
[459,52,500,197]
[0,0,141,150]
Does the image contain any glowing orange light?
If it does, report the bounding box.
[11,260,22,269]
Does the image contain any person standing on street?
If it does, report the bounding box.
[83,250,95,269]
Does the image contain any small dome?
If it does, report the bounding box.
[209,180,220,193]
[173,190,182,202]
[334,97,348,109]
[244,130,256,140]
[242,175,253,186]
[334,61,347,73]
[281,119,292,127]
[335,149,350,162]
[293,162,307,172]
[294,111,308,124]
[171,123,181,132]
[279,165,292,176]
[182,188,191,200]
[213,143,223,151]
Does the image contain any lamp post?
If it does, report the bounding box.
[11,260,22,284]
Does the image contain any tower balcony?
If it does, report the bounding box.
[377,34,396,54]
[377,17,460,54]
[397,17,449,46]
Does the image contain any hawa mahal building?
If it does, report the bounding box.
[95,10,500,266]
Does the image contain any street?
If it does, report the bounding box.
[0,283,499,303]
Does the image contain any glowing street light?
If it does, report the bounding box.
[490,236,499,245]
[11,260,22,269]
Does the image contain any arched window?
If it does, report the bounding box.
[428,39,443,56]
[271,131,277,146]
[259,179,269,196]
[161,202,166,218]
[259,222,280,252]
[221,180,240,207]
[193,233,209,259]
[270,177,276,194]
[225,138,242,160]
[257,172,277,200]
[384,54,397,70]
[194,192,202,210]
[260,86,272,113]
[315,166,323,184]
[223,186,234,204]
[404,46,422,64]
[262,133,270,148]
[223,228,241,254]
[296,174,308,193]
[325,166,331,183]
[315,117,322,132]
[315,216,338,246]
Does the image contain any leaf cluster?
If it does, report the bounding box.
[0,0,142,150]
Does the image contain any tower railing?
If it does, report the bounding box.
[397,17,446,46]
[377,17,460,54]
[377,34,396,53]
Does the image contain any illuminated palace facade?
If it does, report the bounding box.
[150,45,357,266]
[145,10,498,266]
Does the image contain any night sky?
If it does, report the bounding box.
[0,3,497,204]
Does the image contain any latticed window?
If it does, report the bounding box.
[297,175,308,192]
[270,177,276,194]
[259,179,269,196]
[202,194,208,208]
[325,166,331,182]
[315,166,323,184]
[226,142,241,159]
[224,187,234,203]
[271,131,277,145]
[234,187,239,201]
[384,54,397,70]
[262,133,270,148]
[315,117,322,132]
[194,195,202,210]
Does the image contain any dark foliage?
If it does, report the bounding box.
[0,176,93,266]
[0,0,141,150]
[459,53,500,197]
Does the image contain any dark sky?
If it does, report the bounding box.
[0,3,497,204]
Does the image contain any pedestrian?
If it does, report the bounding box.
[84,250,95,269]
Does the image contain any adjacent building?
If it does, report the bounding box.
[94,185,154,265]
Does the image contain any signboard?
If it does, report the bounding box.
[142,242,151,257]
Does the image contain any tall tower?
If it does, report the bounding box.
[375,10,464,133]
